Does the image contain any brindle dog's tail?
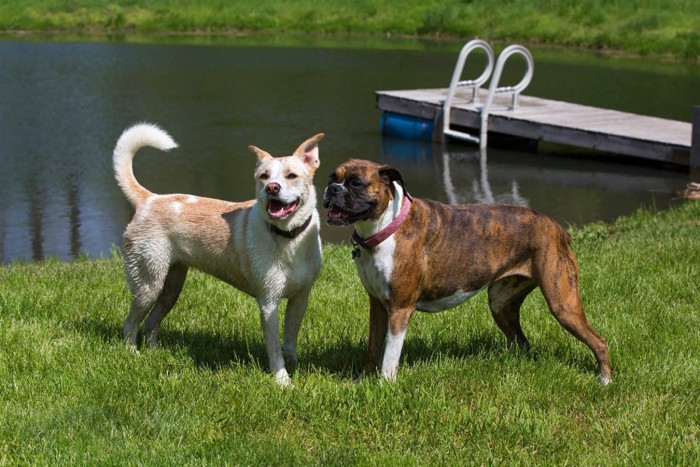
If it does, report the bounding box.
[558,222,572,245]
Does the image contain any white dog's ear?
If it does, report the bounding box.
[248,145,273,162]
[294,133,324,172]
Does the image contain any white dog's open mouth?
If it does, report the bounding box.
[267,199,300,220]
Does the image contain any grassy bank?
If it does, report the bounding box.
[1,1,699,60]
[1,202,700,464]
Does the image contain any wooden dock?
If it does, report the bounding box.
[376,88,694,167]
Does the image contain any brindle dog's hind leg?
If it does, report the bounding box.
[487,276,537,351]
[537,250,612,384]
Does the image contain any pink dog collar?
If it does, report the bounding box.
[352,191,413,251]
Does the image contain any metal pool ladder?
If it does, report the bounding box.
[442,40,534,149]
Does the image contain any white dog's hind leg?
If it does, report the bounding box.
[123,244,171,348]
[124,285,162,347]
[144,264,188,348]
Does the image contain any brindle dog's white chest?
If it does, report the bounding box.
[354,237,395,307]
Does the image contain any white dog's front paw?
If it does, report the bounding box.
[125,342,141,355]
[275,369,293,388]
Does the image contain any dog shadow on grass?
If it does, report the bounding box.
[299,330,552,381]
[76,317,597,380]
[74,316,267,371]
[409,333,601,376]
[301,330,599,381]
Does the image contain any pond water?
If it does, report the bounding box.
[0,35,698,264]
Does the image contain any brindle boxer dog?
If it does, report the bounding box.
[323,159,611,385]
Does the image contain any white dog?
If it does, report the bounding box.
[113,123,324,386]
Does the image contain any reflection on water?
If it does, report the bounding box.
[380,137,687,227]
[0,37,696,263]
[441,149,528,207]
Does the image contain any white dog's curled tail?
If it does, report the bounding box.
[113,123,178,207]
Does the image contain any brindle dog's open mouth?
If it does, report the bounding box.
[326,203,371,226]
[327,204,350,225]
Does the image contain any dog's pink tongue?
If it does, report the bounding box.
[328,206,348,221]
[268,199,297,218]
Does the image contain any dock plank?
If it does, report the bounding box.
[376,88,692,166]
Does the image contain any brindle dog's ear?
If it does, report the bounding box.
[378,165,406,192]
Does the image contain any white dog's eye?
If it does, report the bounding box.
[286,173,298,180]
[260,173,270,181]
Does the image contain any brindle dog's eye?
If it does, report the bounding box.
[349,177,364,188]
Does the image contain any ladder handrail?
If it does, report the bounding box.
[442,40,534,148]
[479,44,534,148]
[442,40,494,144]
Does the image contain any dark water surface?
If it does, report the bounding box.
[0,35,697,263]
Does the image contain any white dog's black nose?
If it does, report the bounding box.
[265,183,281,195]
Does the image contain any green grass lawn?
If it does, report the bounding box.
[1,201,699,464]
[1,0,699,60]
